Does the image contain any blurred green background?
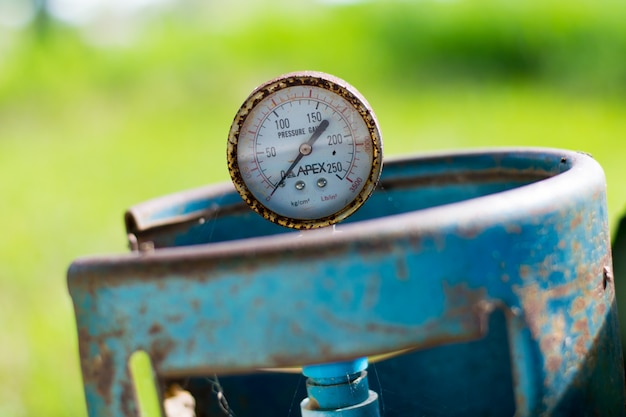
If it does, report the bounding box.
[1,0,626,415]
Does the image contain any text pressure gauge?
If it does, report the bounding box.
[227,71,383,229]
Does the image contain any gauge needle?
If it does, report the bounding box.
[270,119,329,197]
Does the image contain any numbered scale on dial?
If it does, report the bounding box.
[227,71,383,229]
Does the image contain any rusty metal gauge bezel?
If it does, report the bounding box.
[227,71,383,229]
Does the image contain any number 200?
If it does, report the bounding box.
[327,134,343,145]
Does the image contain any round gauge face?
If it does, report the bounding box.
[227,71,383,229]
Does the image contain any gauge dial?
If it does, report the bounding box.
[227,71,383,229]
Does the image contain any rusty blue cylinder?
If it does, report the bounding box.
[67,148,625,417]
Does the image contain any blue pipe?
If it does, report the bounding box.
[300,358,380,416]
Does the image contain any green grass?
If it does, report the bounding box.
[1,1,626,415]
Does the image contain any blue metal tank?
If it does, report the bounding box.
[67,148,625,417]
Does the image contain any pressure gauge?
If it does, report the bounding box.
[227,71,383,229]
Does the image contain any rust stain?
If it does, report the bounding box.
[364,321,411,336]
[538,310,566,388]
[538,263,550,280]
[546,355,562,373]
[362,273,381,309]
[442,282,489,335]
[457,224,482,239]
[316,281,488,358]
[516,284,543,339]
[185,338,196,355]
[443,282,487,314]
[165,314,183,323]
[149,338,176,370]
[407,233,423,252]
[290,322,303,335]
[573,317,589,334]
[120,379,135,417]
[504,223,522,234]
[78,328,91,366]
[570,296,586,315]
[539,313,565,353]
[149,323,163,335]
[197,318,232,343]
[570,213,583,229]
[96,343,114,404]
[574,337,587,356]
[577,263,592,285]
[550,284,570,298]
[341,290,353,304]
[519,265,531,280]
[572,317,591,357]
[77,328,125,406]
[322,278,335,290]
[517,281,593,345]
[395,258,408,281]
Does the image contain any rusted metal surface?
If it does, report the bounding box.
[68,148,625,416]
